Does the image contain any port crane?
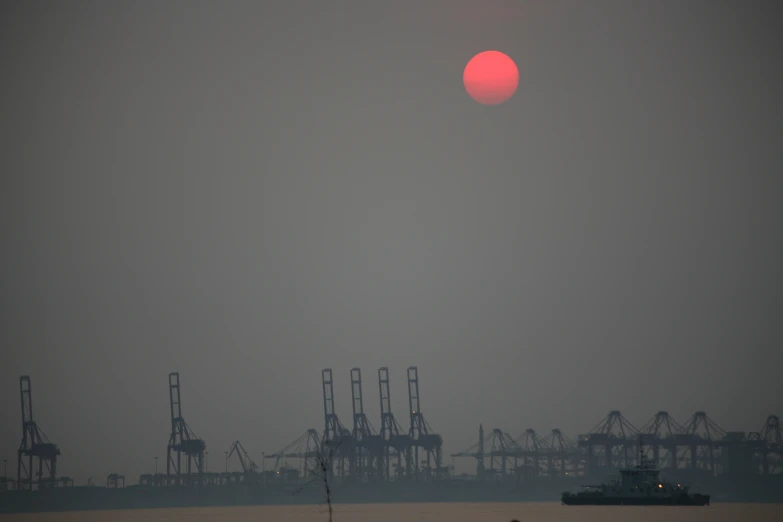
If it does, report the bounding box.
[17,376,60,490]
[227,440,259,474]
[166,372,206,484]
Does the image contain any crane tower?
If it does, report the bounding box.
[407,366,443,479]
[166,372,206,484]
[17,376,60,490]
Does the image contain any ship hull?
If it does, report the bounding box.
[562,494,710,506]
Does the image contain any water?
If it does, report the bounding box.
[2,503,781,522]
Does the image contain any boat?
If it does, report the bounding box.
[561,436,710,506]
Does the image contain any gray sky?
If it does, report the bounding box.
[1,0,781,483]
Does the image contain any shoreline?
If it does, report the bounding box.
[2,476,782,514]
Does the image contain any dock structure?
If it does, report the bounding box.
[7,371,782,490]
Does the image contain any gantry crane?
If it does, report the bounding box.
[678,411,725,473]
[407,366,443,479]
[578,410,639,472]
[166,372,206,484]
[542,428,581,476]
[350,368,384,480]
[759,415,782,474]
[450,424,487,477]
[17,376,60,490]
[378,367,412,479]
[322,368,353,477]
[266,429,323,478]
[638,411,685,469]
[514,428,550,478]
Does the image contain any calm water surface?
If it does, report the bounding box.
[2,503,782,522]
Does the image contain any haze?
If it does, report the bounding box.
[1,0,781,484]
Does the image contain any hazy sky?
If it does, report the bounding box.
[1,0,781,483]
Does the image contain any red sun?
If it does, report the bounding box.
[463,50,519,106]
